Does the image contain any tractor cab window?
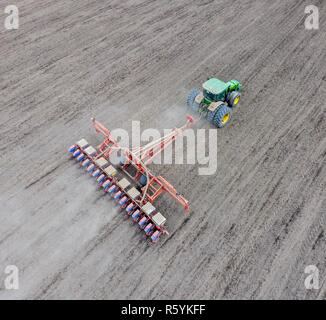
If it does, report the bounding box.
[203,90,216,101]
[204,90,225,102]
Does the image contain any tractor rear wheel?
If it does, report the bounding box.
[228,91,241,108]
[207,110,216,123]
[214,105,232,128]
[187,90,201,112]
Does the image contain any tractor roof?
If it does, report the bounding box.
[203,78,228,94]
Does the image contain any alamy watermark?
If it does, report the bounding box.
[109,121,218,176]
[305,5,319,30]
[304,265,319,290]
[4,5,19,30]
[1,4,321,31]
[3,265,19,290]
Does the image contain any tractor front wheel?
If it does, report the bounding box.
[228,91,241,108]
[214,105,232,128]
[187,90,201,112]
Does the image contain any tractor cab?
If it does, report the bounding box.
[202,78,241,103]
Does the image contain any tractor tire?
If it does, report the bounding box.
[187,90,201,112]
[213,105,232,128]
[228,91,241,108]
[207,110,216,123]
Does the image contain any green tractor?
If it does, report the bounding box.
[187,77,242,127]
